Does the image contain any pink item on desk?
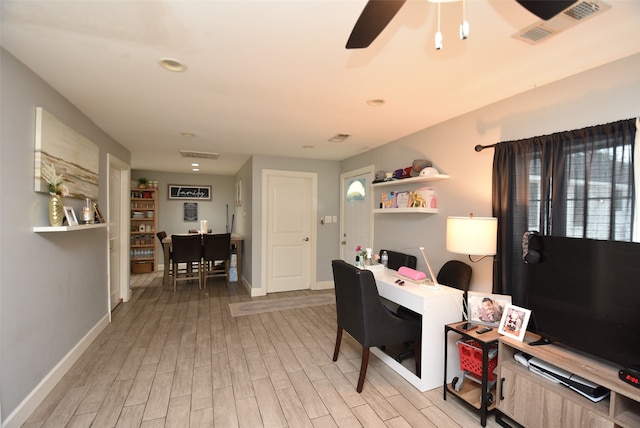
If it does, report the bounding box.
[397,266,427,281]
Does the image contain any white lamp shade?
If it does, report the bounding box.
[446,216,497,256]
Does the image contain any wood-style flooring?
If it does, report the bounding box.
[23,272,500,427]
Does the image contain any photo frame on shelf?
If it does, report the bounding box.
[467,291,512,327]
[63,206,78,226]
[498,304,531,342]
[93,203,105,223]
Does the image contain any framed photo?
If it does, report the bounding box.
[467,292,512,327]
[93,203,105,223]
[184,202,198,222]
[63,206,78,226]
[235,180,243,207]
[498,304,532,342]
[168,184,211,200]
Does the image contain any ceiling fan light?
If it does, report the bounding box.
[459,20,470,39]
[435,31,443,50]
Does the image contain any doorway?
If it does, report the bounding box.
[340,166,374,262]
[107,154,130,313]
[262,169,317,293]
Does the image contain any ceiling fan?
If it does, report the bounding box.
[345,0,579,49]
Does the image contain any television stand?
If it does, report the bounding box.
[496,332,640,428]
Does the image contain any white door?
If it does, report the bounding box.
[340,166,374,263]
[263,170,317,293]
[107,154,130,311]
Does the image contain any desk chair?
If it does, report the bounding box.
[202,233,231,287]
[171,234,203,291]
[156,231,172,275]
[331,259,421,393]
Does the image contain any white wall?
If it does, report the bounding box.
[341,53,640,293]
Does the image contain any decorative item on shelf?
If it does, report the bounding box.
[81,198,94,224]
[42,163,69,226]
[138,177,148,189]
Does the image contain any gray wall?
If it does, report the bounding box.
[341,53,640,293]
[131,170,236,267]
[1,49,131,420]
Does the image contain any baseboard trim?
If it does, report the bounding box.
[3,314,110,428]
[312,280,334,290]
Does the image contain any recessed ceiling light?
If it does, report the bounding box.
[160,58,187,72]
[180,132,196,137]
[366,99,385,106]
[192,168,200,172]
[191,163,199,167]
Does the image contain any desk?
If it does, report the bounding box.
[162,233,243,285]
[370,268,464,392]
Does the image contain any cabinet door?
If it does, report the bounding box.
[499,366,613,428]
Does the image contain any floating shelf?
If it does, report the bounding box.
[33,223,108,233]
[373,207,438,214]
[371,174,450,188]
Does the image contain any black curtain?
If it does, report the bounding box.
[492,118,636,305]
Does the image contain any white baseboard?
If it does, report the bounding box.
[3,314,110,428]
[312,280,334,290]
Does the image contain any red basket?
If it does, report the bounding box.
[457,339,498,382]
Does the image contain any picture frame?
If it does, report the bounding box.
[183,202,198,222]
[93,203,105,223]
[168,184,211,200]
[63,206,78,226]
[235,180,243,207]
[467,291,512,327]
[498,304,532,342]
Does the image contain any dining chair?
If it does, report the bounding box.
[331,259,421,392]
[202,233,231,287]
[171,234,203,291]
[156,231,172,275]
[188,229,212,234]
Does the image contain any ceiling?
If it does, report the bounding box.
[2,1,639,176]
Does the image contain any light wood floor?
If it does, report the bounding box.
[23,272,500,427]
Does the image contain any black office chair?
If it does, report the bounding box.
[171,234,203,291]
[202,233,231,287]
[331,259,421,393]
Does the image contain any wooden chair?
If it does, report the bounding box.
[202,233,231,287]
[331,259,421,392]
[156,231,172,275]
[171,234,203,291]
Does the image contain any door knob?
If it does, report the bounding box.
[302,237,309,241]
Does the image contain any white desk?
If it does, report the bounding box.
[370,268,464,392]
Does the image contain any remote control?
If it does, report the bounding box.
[477,327,493,334]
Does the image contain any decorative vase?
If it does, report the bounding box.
[49,194,64,226]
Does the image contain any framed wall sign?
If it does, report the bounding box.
[184,202,198,222]
[168,184,211,200]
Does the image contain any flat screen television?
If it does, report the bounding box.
[525,235,640,371]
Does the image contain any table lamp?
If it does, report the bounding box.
[446,214,497,262]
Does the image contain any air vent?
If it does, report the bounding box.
[328,133,350,142]
[179,150,219,160]
[513,1,610,45]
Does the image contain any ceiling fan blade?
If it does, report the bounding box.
[516,0,578,20]
[346,0,406,49]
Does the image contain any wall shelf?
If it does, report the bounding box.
[371,174,450,188]
[33,223,108,233]
[373,207,438,214]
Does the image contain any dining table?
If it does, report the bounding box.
[162,233,244,285]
